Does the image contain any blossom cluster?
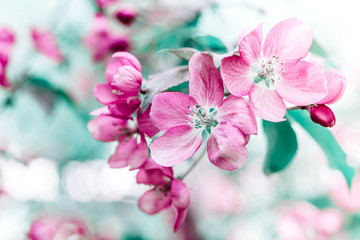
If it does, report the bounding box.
[88,18,347,231]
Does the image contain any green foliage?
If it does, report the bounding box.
[288,109,355,187]
[262,119,298,175]
[183,35,227,53]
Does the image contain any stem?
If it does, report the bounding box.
[180,148,207,180]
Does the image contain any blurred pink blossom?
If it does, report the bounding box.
[114,8,137,26]
[277,202,344,240]
[0,27,15,88]
[330,173,360,212]
[31,28,64,62]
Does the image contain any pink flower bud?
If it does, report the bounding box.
[114,8,137,26]
[309,104,336,128]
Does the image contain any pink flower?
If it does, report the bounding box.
[0,27,15,88]
[114,8,137,26]
[221,18,327,122]
[31,28,64,62]
[84,13,130,62]
[277,202,344,240]
[330,173,360,213]
[94,52,142,106]
[28,215,88,240]
[150,52,257,170]
[308,69,346,127]
[136,158,190,232]
[88,105,159,170]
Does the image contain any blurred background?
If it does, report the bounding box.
[0,0,360,239]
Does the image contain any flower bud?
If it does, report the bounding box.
[114,8,137,26]
[309,104,336,128]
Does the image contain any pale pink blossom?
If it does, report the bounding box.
[221,18,327,122]
[277,202,344,240]
[84,13,130,62]
[330,173,360,212]
[0,27,15,88]
[31,28,64,62]
[150,52,257,170]
[136,158,190,232]
[28,215,88,240]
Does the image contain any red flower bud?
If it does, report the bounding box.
[308,104,336,128]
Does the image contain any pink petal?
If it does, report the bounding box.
[207,123,248,171]
[0,27,15,87]
[220,55,253,97]
[94,83,126,105]
[170,179,191,209]
[276,60,327,106]
[107,35,130,53]
[150,92,197,132]
[137,105,160,138]
[90,106,111,116]
[173,206,188,232]
[141,158,174,179]
[138,189,172,215]
[0,64,10,88]
[330,174,360,212]
[136,169,169,185]
[108,97,141,118]
[249,83,286,122]
[317,69,346,105]
[108,138,137,168]
[87,116,127,142]
[263,18,313,68]
[218,95,258,135]
[105,51,142,83]
[315,209,344,236]
[150,125,202,167]
[128,136,149,170]
[189,53,224,107]
[31,28,64,62]
[238,22,263,65]
[111,65,142,96]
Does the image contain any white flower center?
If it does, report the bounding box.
[251,55,285,88]
[186,105,218,133]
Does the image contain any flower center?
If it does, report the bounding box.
[252,55,284,88]
[186,105,218,134]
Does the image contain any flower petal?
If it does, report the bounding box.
[238,22,263,65]
[94,83,125,105]
[249,83,286,122]
[137,105,160,138]
[170,179,191,209]
[150,92,197,132]
[150,125,202,167]
[87,116,127,142]
[220,55,253,97]
[309,104,336,128]
[207,123,248,171]
[317,69,346,105]
[218,95,258,135]
[108,138,137,168]
[141,158,174,178]
[138,189,171,215]
[105,51,142,83]
[189,53,224,107]
[111,65,142,96]
[276,60,327,106]
[263,18,313,68]
[31,28,64,62]
[108,97,141,118]
[136,169,169,185]
[173,207,188,232]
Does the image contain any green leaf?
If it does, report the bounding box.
[262,119,298,175]
[162,47,199,61]
[288,109,355,187]
[185,35,227,53]
[310,39,328,58]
